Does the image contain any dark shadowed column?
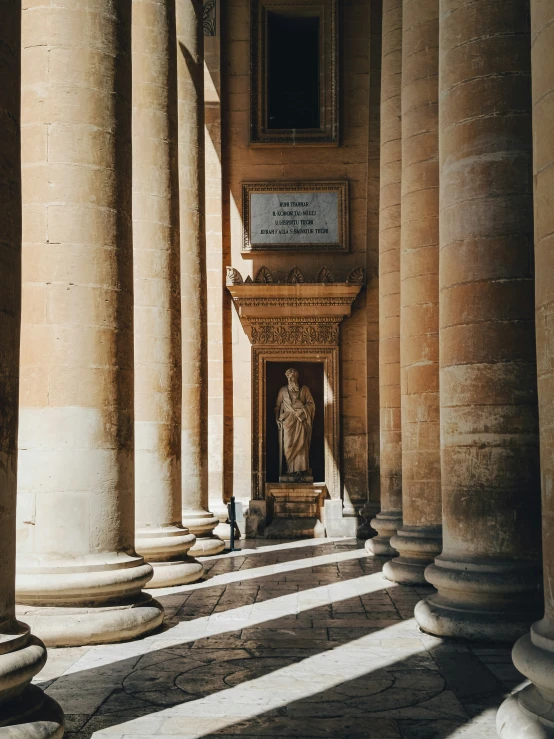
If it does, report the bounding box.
[177,0,224,555]
[497,1,554,735]
[367,0,404,558]
[415,0,542,641]
[0,2,62,734]
[384,0,441,584]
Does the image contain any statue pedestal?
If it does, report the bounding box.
[265,483,326,538]
[279,472,313,483]
[227,266,365,540]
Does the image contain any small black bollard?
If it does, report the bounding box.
[227,495,236,552]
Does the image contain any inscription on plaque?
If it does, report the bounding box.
[252,192,339,244]
[242,182,348,252]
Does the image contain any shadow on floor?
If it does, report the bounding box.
[34,541,518,739]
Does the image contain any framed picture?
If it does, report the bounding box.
[250,0,339,146]
[242,181,349,252]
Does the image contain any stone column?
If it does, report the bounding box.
[177,0,224,556]
[16,0,164,646]
[384,0,441,584]
[415,0,542,642]
[497,2,554,735]
[367,0,403,557]
[132,0,203,586]
[0,4,63,734]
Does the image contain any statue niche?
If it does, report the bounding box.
[275,368,315,482]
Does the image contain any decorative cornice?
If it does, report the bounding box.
[226,265,364,347]
[226,265,365,286]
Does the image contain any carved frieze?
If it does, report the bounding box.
[249,318,340,346]
[226,265,363,347]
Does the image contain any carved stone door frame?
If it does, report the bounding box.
[252,347,339,501]
[226,264,364,506]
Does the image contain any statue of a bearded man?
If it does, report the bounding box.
[275,368,315,481]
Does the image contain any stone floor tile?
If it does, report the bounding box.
[63,715,91,732]
[398,719,467,738]
[37,539,509,738]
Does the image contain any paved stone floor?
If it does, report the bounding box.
[35,538,525,738]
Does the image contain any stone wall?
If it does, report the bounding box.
[220,0,375,515]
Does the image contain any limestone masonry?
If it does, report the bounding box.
[0,1,553,737]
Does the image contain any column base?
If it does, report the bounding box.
[415,556,542,642]
[16,553,164,646]
[365,511,402,557]
[0,621,64,738]
[182,509,224,556]
[17,592,163,647]
[384,526,442,584]
[135,525,204,587]
[213,521,232,543]
[497,687,554,738]
[188,536,225,556]
[497,623,554,738]
[0,685,64,739]
[147,558,204,588]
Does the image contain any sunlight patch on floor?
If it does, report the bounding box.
[150,546,370,596]
[88,620,423,738]
[43,570,393,686]
[196,537,354,560]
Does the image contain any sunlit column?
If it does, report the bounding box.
[16,0,164,646]
[384,0,441,584]
[133,0,203,585]
[415,0,542,641]
[367,0,404,557]
[177,0,224,555]
[497,1,554,735]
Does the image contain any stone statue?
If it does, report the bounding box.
[275,368,315,481]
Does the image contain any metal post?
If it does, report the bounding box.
[228,496,236,551]
[278,422,283,479]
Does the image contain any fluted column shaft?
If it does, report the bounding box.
[415,0,542,642]
[177,0,223,556]
[497,2,554,735]
[367,0,403,557]
[132,0,203,586]
[0,3,63,733]
[16,0,163,646]
[384,0,441,584]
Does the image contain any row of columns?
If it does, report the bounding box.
[371,0,554,734]
[0,0,222,732]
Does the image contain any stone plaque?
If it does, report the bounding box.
[242,182,349,252]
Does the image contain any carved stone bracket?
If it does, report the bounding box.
[203,0,216,36]
[226,266,364,347]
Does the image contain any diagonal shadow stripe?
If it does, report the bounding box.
[40,571,395,689]
[84,620,428,738]
[33,543,515,739]
[150,547,371,597]
[195,537,356,561]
